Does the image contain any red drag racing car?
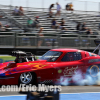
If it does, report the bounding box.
[0,40,100,85]
[0,47,100,85]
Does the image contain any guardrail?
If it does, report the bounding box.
[0,32,99,49]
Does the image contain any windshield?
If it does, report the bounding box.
[40,51,62,62]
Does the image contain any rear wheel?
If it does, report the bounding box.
[90,65,99,77]
[85,65,99,85]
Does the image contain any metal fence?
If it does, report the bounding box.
[0,33,99,49]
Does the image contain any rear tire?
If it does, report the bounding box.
[85,65,99,85]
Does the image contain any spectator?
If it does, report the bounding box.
[13,6,19,16]
[86,28,93,35]
[33,17,40,28]
[0,22,5,31]
[49,4,54,18]
[65,3,70,10]
[60,18,65,26]
[51,18,58,29]
[59,18,67,31]
[81,22,88,31]
[76,23,81,31]
[37,27,44,47]
[99,23,100,30]
[56,2,61,16]
[27,18,33,27]
[0,22,3,27]
[19,6,24,15]
[69,2,73,11]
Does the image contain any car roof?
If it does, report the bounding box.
[50,48,84,53]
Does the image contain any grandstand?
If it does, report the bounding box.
[0,5,99,54]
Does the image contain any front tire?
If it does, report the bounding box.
[19,72,34,85]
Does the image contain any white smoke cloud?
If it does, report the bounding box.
[72,70,96,85]
[96,72,100,85]
[60,76,69,86]
[58,70,100,86]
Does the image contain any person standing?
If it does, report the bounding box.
[37,27,44,47]
[49,4,54,18]
[56,2,61,16]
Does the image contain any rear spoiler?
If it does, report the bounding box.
[93,39,100,55]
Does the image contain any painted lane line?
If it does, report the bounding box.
[0,95,26,97]
[61,92,100,94]
[1,92,100,97]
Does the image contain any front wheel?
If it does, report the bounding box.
[19,72,34,85]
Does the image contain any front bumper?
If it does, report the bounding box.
[0,74,19,85]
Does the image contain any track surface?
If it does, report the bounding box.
[1,93,100,100]
[0,86,100,96]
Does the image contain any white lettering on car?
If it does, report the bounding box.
[63,66,78,76]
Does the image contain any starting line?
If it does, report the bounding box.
[0,93,100,100]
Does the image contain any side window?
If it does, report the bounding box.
[61,52,82,61]
[88,52,97,57]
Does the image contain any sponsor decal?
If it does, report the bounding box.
[63,66,78,76]
[90,65,99,77]
[17,63,46,70]
[88,59,100,63]
[58,70,62,74]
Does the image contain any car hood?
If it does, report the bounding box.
[0,60,53,76]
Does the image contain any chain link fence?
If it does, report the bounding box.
[0,32,99,49]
